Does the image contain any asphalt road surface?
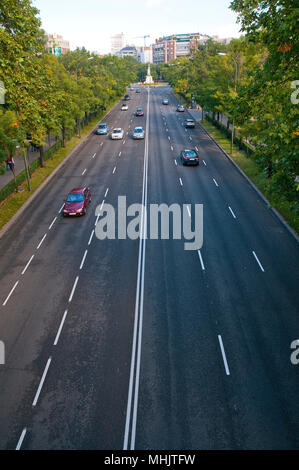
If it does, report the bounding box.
[0,85,298,450]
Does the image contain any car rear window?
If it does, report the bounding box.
[99,124,106,128]
[113,129,121,133]
[134,128,143,133]
[185,150,197,157]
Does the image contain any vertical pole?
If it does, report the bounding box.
[24,147,31,191]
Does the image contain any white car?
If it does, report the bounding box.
[121,104,128,111]
[111,128,124,140]
[133,127,145,139]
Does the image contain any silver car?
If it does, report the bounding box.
[133,127,145,139]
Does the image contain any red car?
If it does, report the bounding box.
[63,187,91,216]
[135,108,144,116]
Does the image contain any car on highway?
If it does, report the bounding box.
[63,187,91,217]
[185,118,196,128]
[95,123,109,135]
[180,149,199,166]
[136,88,141,93]
[124,94,131,100]
[162,99,169,105]
[111,128,124,140]
[135,108,144,116]
[121,103,128,111]
[177,104,185,112]
[129,87,134,91]
[133,127,145,139]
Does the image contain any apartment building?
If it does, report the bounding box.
[118,46,137,59]
[111,33,126,55]
[152,33,202,64]
[46,33,70,56]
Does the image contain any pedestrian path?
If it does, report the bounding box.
[0,136,56,192]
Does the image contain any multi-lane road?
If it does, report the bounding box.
[0,85,298,450]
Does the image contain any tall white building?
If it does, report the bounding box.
[111,33,126,55]
[140,46,153,64]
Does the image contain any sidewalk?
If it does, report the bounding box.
[0,135,57,191]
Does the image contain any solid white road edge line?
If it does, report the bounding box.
[123,86,149,451]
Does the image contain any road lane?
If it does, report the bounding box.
[0,88,147,449]
[135,86,299,449]
[0,84,298,450]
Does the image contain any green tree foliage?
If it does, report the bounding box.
[230,0,299,203]
[161,5,298,209]
[0,1,140,168]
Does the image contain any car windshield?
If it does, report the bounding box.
[137,109,142,112]
[134,128,143,133]
[113,129,121,133]
[99,124,106,128]
[185,150,197,157]
[67,193,84,202]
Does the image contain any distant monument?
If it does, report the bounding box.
[145,64,154,85]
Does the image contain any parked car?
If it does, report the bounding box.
[121,104,128,111]
[177,104,185,112]
[162,99,169,105]
[180,149,199,166]
[133,127,145,139]
[185,118,195,128]
[63,187,91,216]
[111,128,124,139]
[135,108,144,116]
[95,123,109,135]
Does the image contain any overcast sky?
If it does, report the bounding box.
[32,0,241,54]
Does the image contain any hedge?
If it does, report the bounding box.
[205,114,255,157]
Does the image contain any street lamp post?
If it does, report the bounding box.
[218,53,238,155]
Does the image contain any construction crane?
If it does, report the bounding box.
[134,35,150,49]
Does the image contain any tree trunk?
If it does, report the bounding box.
[76,119,81,137]
[267,162,272,178]
[39,145,45,168]
[62,126,66,148]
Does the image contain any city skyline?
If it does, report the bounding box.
[32,0,241,54]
